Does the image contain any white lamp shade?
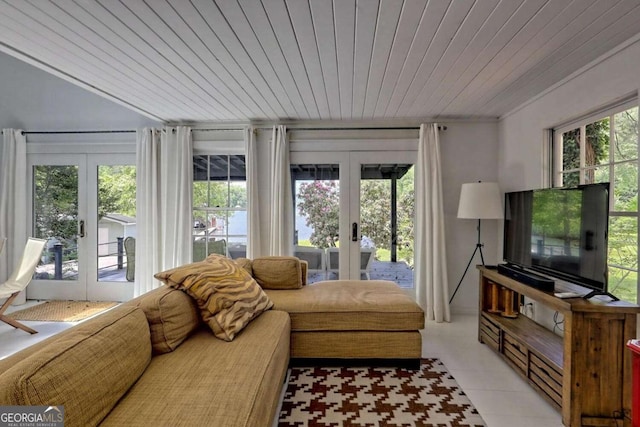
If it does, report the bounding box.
[457,182,503,219]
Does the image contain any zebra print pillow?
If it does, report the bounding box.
[154,254,273,341]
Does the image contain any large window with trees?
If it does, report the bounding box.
[192,155,247,261]
[553,102,639,302]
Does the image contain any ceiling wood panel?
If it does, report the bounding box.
[351,0,379,119]
[383,0,450,117]
[333,0,356,120]
[361,0,403,118]
[0,0,638,122]
[407,0,501,118]
[286,0,331,118]
[261,0,320,118]
[483,1,640,116]
[372,0,427,117]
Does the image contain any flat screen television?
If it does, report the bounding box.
[503,183,610,297]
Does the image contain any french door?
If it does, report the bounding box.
[27,153,136,302]
[291,151,415,286]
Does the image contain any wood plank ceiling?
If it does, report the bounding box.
[1,0,640,123]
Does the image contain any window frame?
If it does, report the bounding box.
[551,99,639,302]
[191,138,247,261]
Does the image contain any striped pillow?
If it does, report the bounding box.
[154,254,273,342]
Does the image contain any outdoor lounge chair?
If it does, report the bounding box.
[124,236,135,282]
[326,247,375,280]
[0,237,47,334]
[227,244,246,260]
[193,239,227,262]
[294,245,326,279]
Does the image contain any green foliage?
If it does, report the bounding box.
[359,180,391,249]
[296,166,415,266]
[98,165,136,218]
[297,181,340,248]
[561,119,609,187]
[34,165,79,240]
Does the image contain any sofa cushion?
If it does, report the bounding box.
[251,256,304,289]
[101,310,291,427]
[234,257,253,277]
[265,280,425,331]
[154,254,273,342]
[127,285,200,354]
[0,305,151,427]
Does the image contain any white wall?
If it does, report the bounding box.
[0,51,160,130]
[441,122,500,314]
[499,38,640,193]
[498,36,640,328]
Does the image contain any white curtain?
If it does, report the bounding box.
[0,129,28,304]
[245,127,262,259]
[135,126,193,296]
[415,123,450,322]
[269,125,293,256]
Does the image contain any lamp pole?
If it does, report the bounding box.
[450,181,502,305]
[449,219,485,304]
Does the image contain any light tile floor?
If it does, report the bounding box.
[423,314,563,427]
[0,304,564,426]
[1,301,82,359]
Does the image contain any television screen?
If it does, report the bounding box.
[503,183,609,292]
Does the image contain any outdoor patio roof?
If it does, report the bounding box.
[291,164,413,181]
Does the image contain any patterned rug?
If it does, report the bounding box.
[278,358,485,427]
[8,301,118,322]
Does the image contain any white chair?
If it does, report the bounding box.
[0,238,47,334]
[326,247,376,280]
[360,247,376,280]
[294,245,326,280]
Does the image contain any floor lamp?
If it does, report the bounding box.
[449,182,503,304]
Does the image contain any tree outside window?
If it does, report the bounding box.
[555,105,639,302]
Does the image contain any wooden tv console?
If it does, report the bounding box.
[477,266,640,427]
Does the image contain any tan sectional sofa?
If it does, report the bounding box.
[0,256,424,427]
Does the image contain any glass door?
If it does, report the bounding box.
[27,153,135,301]
[291,152,348,284]
[87,155,136,301]
[291,151,415,285]
[28,155,87,300]
[350,152,415,288]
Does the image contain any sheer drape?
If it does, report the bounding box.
[245,127,262,259]
[269,125,293,256]
[415,123,451,322]
[135,126,193,296]
[0,129,27,304]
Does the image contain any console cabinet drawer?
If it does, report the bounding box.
[529,353,562,408]
[479,314,500,352]
[503,332,527,374]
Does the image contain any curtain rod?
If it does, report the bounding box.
[193,125,447,131]
[23,125,447,135]
[22,130,135,135]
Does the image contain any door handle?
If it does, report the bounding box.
[352,222,358,242]
[79,220,85,238]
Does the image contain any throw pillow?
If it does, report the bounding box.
[251,256,303,289]
[154,254,273,341]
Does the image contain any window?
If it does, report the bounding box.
[192,155,247,261]
[553,103,639,302]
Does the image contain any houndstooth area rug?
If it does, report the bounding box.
[278,358,485,427]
